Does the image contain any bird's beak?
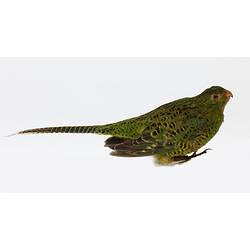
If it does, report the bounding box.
[224,89,233,98]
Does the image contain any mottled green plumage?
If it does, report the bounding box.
[17,86,233,166]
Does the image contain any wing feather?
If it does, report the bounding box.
[105,131,173,157]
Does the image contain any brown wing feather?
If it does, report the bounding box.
[104,134,169,157]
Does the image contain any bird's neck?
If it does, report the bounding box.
[206,105,225,124]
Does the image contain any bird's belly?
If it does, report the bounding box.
[162,129,218,158]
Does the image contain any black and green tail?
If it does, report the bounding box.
[17,125,104,135]
[15,117,144,140]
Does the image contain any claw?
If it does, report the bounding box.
[194,148,212,157]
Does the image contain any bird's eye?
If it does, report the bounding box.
[212,94,220,100]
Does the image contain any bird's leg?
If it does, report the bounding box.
[171,155,192,163]
[172,149,212,164]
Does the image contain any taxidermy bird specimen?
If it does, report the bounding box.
[15,86,232,166]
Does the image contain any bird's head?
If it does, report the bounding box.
[197,86,233,111]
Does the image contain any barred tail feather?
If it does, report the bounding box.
[18,126,100,135]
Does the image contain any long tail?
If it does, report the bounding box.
[17,125,103,135]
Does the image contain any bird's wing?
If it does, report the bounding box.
[105,131,174,157]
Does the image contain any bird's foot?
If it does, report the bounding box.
[172,148,212,165]
[191,148,212,159]
[154,149,212,166]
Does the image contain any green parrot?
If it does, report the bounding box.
[15,86,233,166]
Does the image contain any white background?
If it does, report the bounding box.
[1,0,250,249]
[0,58,249,192]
